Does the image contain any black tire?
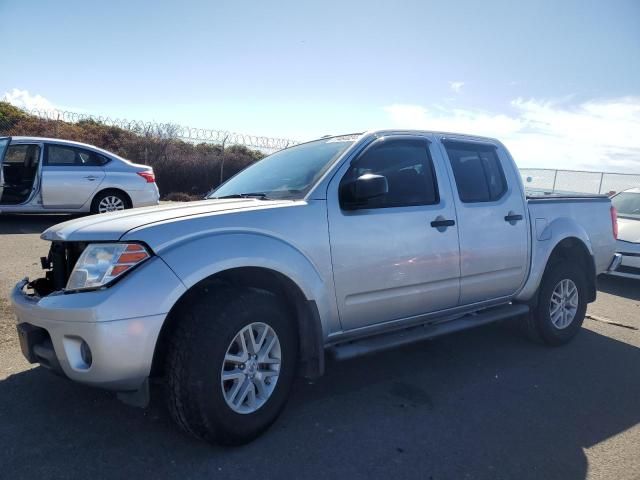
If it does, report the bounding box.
[527,262,588,346]
[165,287,298,445]
[90,190,131,214]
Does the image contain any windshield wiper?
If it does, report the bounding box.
[211,192,270,200]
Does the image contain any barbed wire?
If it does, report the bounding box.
[21,107,301,151]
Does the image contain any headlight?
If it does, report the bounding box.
[66,243,150,291]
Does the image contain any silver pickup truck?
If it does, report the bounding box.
[12,130,620,445]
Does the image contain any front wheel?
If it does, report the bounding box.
[528,263,588,345]
[165,287,298,445]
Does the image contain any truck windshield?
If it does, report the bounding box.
[209,136,356,200]
[612,191,640,219]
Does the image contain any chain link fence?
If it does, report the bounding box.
[520,168,640,195]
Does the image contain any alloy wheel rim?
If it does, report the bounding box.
[221,322,281,414]
[549,278,579,329]
[98,196,125,213]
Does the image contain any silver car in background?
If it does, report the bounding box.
[608,188,640,279]
[0,136,159,214]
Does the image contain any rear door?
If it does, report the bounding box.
[439,138,529,304]
[42,144,106,209]
[327,134,461,331]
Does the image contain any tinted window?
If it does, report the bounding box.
[340,138,439,209]
[46,145,107,166]
[444,141,507,202]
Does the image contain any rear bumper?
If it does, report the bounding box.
[607,252,640,279]
[130,183,160,208]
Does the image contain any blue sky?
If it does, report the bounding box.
[1,0,639,171]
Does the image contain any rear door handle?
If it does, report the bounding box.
[84,175,98,181]
[430,218,456,228]
[504,213,523,223]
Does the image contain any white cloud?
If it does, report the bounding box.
[1,88,56,111]
[449,81,465,93]
[383,97,640,173]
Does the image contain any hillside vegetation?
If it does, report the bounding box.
[0,102,265,197]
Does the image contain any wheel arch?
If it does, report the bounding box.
[516,214,599,304]
[548,236,595,287]
[151,266,325,381]
[520,235,597,307]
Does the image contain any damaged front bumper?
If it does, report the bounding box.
[10,256,187,397]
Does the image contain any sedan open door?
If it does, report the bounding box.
[0,137,11,204]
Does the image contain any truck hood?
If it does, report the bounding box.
[617,216,640,244]
[41,199,294,242]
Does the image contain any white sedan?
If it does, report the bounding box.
[0,136,159,214]
[609,188,640,279]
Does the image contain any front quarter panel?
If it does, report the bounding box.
[122,201,340,337]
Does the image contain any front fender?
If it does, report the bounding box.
[516,216,594,302]
[156,232,339,337]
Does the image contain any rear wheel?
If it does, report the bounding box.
[528,262,588,345]
[91,190,130,214]
[165,287,298,445]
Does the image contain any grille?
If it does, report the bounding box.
[42,242,86,291]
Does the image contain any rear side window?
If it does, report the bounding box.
[46,145,108,166]
[340,138,439,209]
[444,141,507,203]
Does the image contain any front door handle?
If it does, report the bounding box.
[431,217,456,229]
[504,212,523,223]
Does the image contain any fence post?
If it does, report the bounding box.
[598,173,604,194]
[219,135,229,185]
[552,170,558,193]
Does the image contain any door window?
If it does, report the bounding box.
[444,141,507,203]
[46,145,108,166]
[4,144,41,166]
[340,138,439,209]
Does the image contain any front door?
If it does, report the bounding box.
[42,143,106,209]
[0,141,41,205]
[439,138,529,305]
[327,135,461,331]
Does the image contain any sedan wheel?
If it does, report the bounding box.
[98,195,126,213]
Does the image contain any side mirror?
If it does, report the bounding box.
[352,173,388,203]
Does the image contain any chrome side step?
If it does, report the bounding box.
[328,303,530,361]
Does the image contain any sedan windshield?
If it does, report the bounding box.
[209,136,357,200]
[612,191,640,219]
